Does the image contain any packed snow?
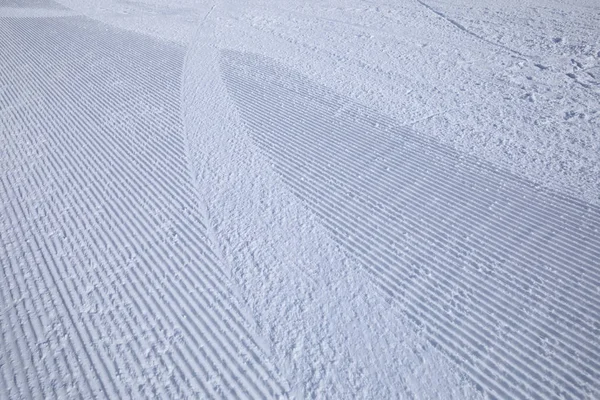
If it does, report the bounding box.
[1,0,599,399]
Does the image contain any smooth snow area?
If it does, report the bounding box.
[1,0,599,399]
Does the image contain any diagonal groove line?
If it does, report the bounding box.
[243,119,600,362]
[223,64,598,318]
[223,50,600,264]
[233,82,600,334]
[242,114,596,393]
[220,49,600,399]
[415,0,530,60]
[230,72,596,396]
[222,56,600,302]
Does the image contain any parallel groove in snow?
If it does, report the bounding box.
[221,50,600,400]
[226,76,600,314]
[242,102,600,358]
[0,17,287,399]
[224,73,600,329]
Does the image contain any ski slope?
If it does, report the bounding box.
[2,0,599,398]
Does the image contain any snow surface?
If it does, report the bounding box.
[1,0,599,399]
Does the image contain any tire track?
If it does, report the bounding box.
[0,16,288,399]
[220,49,600,399]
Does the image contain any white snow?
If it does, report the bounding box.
[1,0,599,398]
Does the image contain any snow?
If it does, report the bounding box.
[1,0,599,399]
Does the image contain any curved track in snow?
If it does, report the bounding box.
[1,1,600,399]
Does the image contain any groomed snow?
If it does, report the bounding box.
[1,0,599,398]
